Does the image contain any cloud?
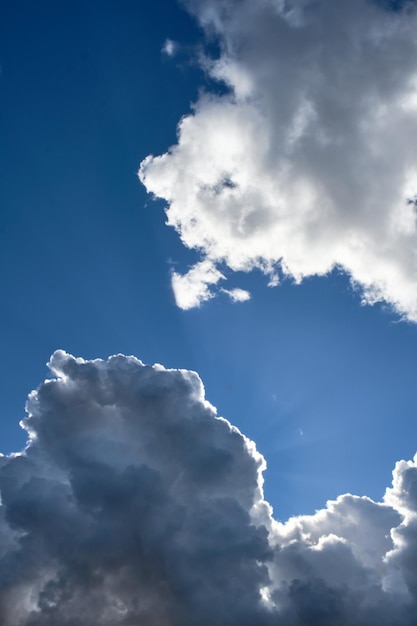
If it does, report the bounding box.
[171,259,225,309]
[162,38,177,57]
[140,0,417,319]
[0,351,271,625]
[222,287,251,303]
[1,351,417,623]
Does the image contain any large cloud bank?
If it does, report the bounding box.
[1,351,417,624]
[140,0,417,318]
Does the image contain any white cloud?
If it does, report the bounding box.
[1,351,417,623]
[222,287,251,303]
[162,38,177,57]
[171,259,225,309]
[140,0,417,320]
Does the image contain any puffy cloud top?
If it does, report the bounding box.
[1,351,417,624]
[140,0,417,319]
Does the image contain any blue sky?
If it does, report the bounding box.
[2,0,417,524]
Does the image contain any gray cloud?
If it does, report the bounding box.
[0,352,270,625]
[140,0,417,319]
[1,351,417,623]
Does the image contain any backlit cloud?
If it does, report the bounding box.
[140,0,417,320]
[171,259,225,309]
[1,351,417,623]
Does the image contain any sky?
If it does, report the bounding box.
[2,0,417,624]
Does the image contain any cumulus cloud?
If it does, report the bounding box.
[1,351,417,624]
[140,0,417,319]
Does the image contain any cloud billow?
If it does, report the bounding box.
[1,351,417,624]
[140,0,417,319]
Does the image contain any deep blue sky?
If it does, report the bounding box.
[1,0,417,520]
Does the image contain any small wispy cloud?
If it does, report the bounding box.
[171,259,224,309]
[222,287,251,303]
[162,38,177,57]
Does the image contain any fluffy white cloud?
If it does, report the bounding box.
[1,351,417,624]
[140,0,417,319]
[171,259,225,309]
